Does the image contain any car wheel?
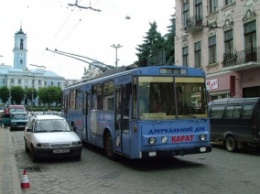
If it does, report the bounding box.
[24,140,30,153]
[104,132,116,160]
[225,136,238,152]
[31,146,39,162]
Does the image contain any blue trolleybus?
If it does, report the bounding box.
[63,65,211,159]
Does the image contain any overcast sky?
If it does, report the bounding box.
[0,0,175,79]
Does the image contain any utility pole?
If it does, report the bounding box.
[110,44,123,67]
[9,84,12,105]
[24,64,45,108]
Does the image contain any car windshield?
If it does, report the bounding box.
[35,119,70,132]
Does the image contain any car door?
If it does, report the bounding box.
[24,119,36,147]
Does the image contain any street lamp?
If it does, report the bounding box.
[24,74,35,108]
[9,84,13,105]
[110,44,123,67]
[24,64,45,108]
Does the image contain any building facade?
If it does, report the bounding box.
[175,0,260,101]
[0,27,65,105]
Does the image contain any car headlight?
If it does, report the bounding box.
[148,137,156,145]
[72,141,82,146]
[37,143,50,148]
[199,134,207,141]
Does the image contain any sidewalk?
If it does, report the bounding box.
[0,126,22,194]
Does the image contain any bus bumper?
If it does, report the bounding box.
[141,146,212,158]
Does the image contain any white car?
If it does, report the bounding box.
[24,115,82,162]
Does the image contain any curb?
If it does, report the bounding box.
[8,129,22,194]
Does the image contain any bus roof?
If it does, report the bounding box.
[64,65,205,91]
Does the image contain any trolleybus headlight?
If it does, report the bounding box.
[148,137,156,145]
[199,134,206,141]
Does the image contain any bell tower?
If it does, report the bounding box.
[13,26,28,69]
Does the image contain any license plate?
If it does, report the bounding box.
[53,149,70,154]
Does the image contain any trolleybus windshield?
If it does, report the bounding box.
[134,76,207,120]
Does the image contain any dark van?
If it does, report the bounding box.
[208,97,260,152]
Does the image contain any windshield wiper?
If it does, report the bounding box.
[34,129,49,133]
[50,129,65,132]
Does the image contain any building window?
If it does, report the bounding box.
[18,79,21,84]
[195,0,202,22]
[20,59,23,64]
[51,82,53,86]
[182,2,189,27]
[182,46,188,67]
[224,30,233,54]
[209,35,216,64]
[20,39,24,49]
[3,79,5,84]
[209,0,217,13]
[11,78,14,84]
[225,0,233,6]
[44,81,47,86]
[38,80,41,85]
[244,21,256,51]
[58,82,60,87]
[194,41,201,68]
[244,21,256,62]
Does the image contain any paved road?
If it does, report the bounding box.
[11,131,260,194]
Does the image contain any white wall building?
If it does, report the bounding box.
[175,0,260,100]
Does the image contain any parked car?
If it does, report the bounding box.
[24,115,82,162]
[2,105,27,127]
[208,97,260,152]
[10,112,29,131]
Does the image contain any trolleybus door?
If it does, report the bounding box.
[83,92,90,141]
[115,85,131,155]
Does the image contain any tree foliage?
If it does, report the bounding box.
[135,21,165,67]
[0,86,10,103]
[38,86,62,107]
[135,14,176,66]
[164,14,176,65]
[25,88,38,103]
[11,86,25,104]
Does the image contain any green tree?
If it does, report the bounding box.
[164,14,176,65]
[25,87,37,105]
[0,86,10,104]
[52,86,62,106]
[11,86,25,104]
[135,21,165,67]
[38,86,62,107]
[38,87,48,106]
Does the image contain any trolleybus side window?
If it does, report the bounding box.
[69,90,76,109]
[92,84,102,110]
[103,81,114,111]
[76,89,83,110]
